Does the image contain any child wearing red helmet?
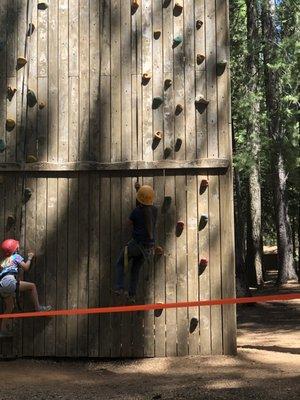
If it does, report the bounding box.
[0,238,51,336]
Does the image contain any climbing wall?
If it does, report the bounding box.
[0,0,236,358]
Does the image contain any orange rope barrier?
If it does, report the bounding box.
[0,293,299,320]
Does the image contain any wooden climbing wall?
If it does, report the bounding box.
[0,0,236,358]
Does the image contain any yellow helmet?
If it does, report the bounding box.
[136,185,154,206]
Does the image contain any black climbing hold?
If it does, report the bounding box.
[196,20,203,30]
[198,214,208,231]
[164,147,172,159]
[152,97,164,109]
[0,41,5,51]
[0,139,7,153]
[197,54,205,65]
[142,73,151,85]
[198,258,208,275]
[154,30,161,40]
[162,0,171,8]
[175,104,183,115]
[174,138,182,152]
[217,59,227,76]
[37,2,48,10]
[200,179,209,194]
[189,317,198,333]
[27,23,35,36]
[27,90,37,107]
[195,96,209,113]
[6,215,16,231]
[23,187,32,203]
[134,181,141,192]
[173,2,183,17]
[7,86,17,101]
[152,131,162,150]
[16,57,27,70]
[131,0,139,15]
[176,221,184,237]
[155,246,164,256]
[164,78,172,90]
[162,196,172,213]
[154,303,163,318]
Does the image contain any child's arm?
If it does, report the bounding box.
[19,252,34,272]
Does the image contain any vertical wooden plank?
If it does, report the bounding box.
[67,176,78,357]
[69,0,79,162]
[79,0,89,160]
[44,177,57,356]
[99,176,111,357]
[58,0,69,162]
[55,177,68,356]
[217,0,236,355]
[206,0,223,355]
[34,177,46,356]
[77,173,89,356]
[187,174,200,355]
[0,0,7,165]
[22,178,36,357]
[48,0,58,162]
[89,0,100,161]
[88,174,100,357]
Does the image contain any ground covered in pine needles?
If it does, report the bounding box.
[0,277,299,400]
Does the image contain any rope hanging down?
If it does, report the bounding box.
[0,293,299,320]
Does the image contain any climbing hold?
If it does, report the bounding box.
[37,2,48,10]
[152,97,164,109]
[173,36,183,48]
[0,41,5,51]
[164,147,172,159]
[6,119,16,132]
[134,181,141,192]
[39,102,46,110]
[173,2,183,17]
[217,59,227,76]
[154,30,161,40]
[6,215,16,230]
[189,317,199,333]
[162,0,171,8]
[152,131,162,150]
[27,23,35,36]
[174,138,182,152]
[131,0,139,15]
[26,155,38,163]
[200,179,209,194]
[0,139,7,153]
[27,89,37,107]
[196,20,203,30]
[197,54,205,65]
[164,79,172,90]
[154,302,164,318]
[7,86,17,101]
[198,258,208,275]
[154,246,164,256]
[175,104,183,115]
[198,214,208,231]
[142,73,151,85]
[17,57,27,69]
[23,188,32,203]
[176,221,184,237]
[195,95,209,113]
[162,196,172,213]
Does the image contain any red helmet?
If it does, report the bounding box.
[1,239,20,256]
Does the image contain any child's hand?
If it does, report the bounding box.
[28,252,35,260]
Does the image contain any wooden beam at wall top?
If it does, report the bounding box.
[0,159,229,172]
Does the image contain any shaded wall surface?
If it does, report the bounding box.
[0,0,236,358]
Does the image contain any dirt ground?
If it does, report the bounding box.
[0,281,299,400]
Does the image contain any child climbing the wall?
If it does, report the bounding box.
[115,185,158,303]
[0,239,52,336]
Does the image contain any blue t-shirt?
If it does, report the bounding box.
[130,206,157,246]
[0,253,24,279]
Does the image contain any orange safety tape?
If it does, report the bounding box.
[0,293,299,320]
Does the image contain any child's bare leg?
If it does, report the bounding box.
[19,281,40,311]
[0,296,14,331]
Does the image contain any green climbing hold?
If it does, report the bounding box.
[0,139,7,153]
[27,90,37,107]
[173,36,183,48]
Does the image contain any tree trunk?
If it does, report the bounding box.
[245,0,264,286]
[261,0,297,284]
